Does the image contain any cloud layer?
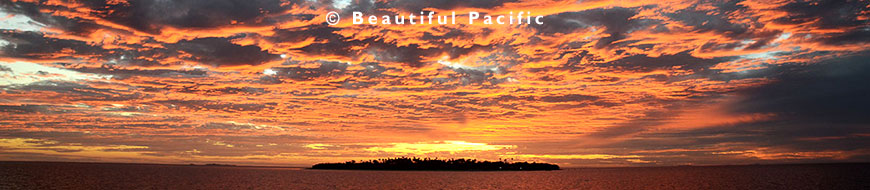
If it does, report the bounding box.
[1,0,869,167]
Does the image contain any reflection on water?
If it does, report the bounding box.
[1,162,868,189]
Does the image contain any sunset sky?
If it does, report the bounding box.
[1,0,869,167]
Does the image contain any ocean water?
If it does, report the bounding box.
[1,162,868,189]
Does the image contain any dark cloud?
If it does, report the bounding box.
[0,1,104,36]
[387,0,518,12]
[773,0,870,45]
[344,0,518,12]
[0,31,109,59]
[666,1,750,37]
[200,87,267,95]
[665,1,786,51]
[108,0,294,32]
[604,51,730,72]
[601,52,870,159]
[586,53,870,143]
[0,0,303,34]
[279,26,464,67]
[0,104,48,114]
[533,7,655,48]
[819,29,870,45]
[174,37,279,66]
[152,99,273,112]
[0,30,167,66]
[489,94,599,103]
[774,0,870,29]
[72,65,209,79]
[269,61,351,81]
[729,53,870,124]
[4,81,147,101]
[538,94,600,103]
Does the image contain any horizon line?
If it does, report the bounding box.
[2,160,868,170]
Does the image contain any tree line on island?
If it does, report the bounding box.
[311,157,559,171]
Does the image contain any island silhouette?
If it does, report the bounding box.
[311,157,559,171]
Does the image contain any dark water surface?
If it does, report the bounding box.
[1,162,868,189]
